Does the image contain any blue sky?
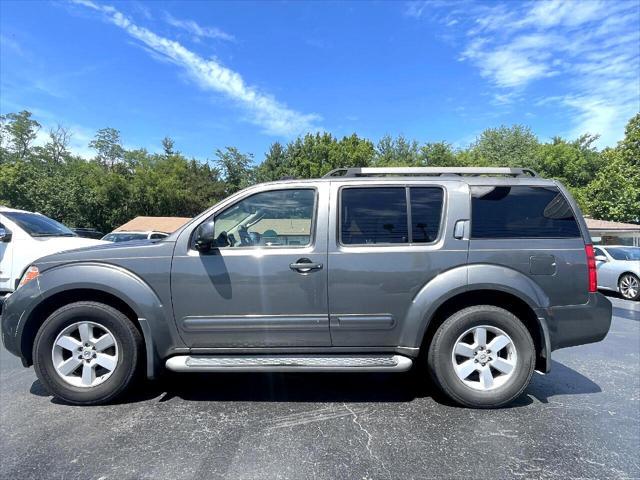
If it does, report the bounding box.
[1,0,638,161]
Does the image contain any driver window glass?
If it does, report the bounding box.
[214,189,315,248]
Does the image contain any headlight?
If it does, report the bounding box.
[18,265,39,289]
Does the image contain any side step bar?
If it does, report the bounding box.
[165,354,413,373]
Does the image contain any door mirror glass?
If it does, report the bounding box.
[595,255,608,262]
[194,220,216,251]
[0,227,12,243]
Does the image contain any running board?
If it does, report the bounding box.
[165,354,413,372]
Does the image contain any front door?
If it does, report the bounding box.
[171,184,330,348]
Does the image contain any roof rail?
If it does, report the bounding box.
[323,167,538,178]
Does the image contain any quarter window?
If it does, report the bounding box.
[340,187,444,245]
[471,186,581,239]
[410,188,444,243]
[214,189,315,248]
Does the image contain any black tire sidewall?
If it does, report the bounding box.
[33,302,140,405]
[429,306,535,408]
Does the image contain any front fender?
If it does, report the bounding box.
[23,262,181,378]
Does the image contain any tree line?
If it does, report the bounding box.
[1,110,638,233]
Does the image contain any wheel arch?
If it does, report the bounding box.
[420,289,549,372]
[21,288,141,366]
[401,264,551,372]
[19,262,181,378]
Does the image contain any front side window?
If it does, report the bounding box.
[2,211,76,238]
[340,186,444,245]
[471,186,581,239]
[214,189,315,248]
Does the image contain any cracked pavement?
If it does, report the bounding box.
[1,295,638,479]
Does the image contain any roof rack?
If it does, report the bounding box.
[323,167,538,178]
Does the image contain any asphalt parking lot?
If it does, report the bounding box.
[1,295,638,480]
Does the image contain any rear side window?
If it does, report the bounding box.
[411,188,444,243]
[340,186,444,245]
[471,186,581,239]
[341,188,408,244]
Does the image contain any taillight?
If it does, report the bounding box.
[585,244,597,293]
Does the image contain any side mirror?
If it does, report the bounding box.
[194,220,216,252]
[0,227,12,243]
[595,255,608,263]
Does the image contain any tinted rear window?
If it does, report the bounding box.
[341,188,408,244]
[471,186,581,239]
[340,187,444,245]
[410,188,444,243]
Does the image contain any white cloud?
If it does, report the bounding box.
[164,13,235,42]
[425,0,640,146]
[70,0,320,137]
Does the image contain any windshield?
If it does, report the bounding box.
[605,247,640,261]
[2,211,76,237]
[102,232,148,242]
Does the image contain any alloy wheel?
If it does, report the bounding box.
[51,321,119,388]
[451,325,518,391]
[619,274,639,300]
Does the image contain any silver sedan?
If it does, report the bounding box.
[594,246,640,301]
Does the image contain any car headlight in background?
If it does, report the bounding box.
[18,265,39,289]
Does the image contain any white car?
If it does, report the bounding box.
[594,245,640,301]
[0,207,106,295]
[101,231,169,242]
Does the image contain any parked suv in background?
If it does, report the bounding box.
[0,207,105,296]
[1,168,612,408]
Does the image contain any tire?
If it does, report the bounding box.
[427,305,535,408]
[33,301,143,405]
[619,273,640,301]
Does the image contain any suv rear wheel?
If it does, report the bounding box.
[33,301,142,405]
[427,305,535,408]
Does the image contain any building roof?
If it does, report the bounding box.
[114,216,191,233]
[585,218,640,232]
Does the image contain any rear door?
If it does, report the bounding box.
[171,183,330,348]
[327,180,469,346]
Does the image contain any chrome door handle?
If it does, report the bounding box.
[290,258,323,273]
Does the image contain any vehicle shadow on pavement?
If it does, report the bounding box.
[520,360,601,405]
[30,360,601,408]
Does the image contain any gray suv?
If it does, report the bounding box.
[1,167,612,408]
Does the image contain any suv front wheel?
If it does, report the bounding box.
[428,305,535,408]
[33,301,143,405]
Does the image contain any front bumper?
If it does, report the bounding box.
[1,280,42,363]
[542,292,612,351]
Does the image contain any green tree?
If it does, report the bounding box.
[162,136,176,156]
[373,135,421,166]
[585,114,640,223]
[215,147,255,195]
[0,110,41,160]
[420,142,459,166]
[89,128,124,168]
[467,125,540,167]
